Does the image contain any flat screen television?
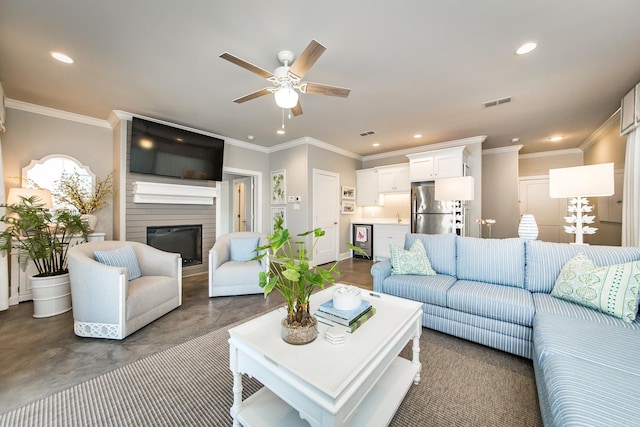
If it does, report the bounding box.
[129,117,224,181]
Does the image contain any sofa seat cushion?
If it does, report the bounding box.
[212,260,264,287]
[532,293,640,330]
[126,275,177,320]
[381,274,456,307]
[447,280,535,326]
[534,312,640,374]
[524,239,640,293]
[456,237,525,288]
[534,351,640,427]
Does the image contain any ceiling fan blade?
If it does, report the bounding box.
[233,88,272,103]
[302,82,351,98]
[291,101,303,117]
[289,40,326,79]
[220,52,274,79]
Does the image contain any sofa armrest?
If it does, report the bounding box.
[209,241,230,273]
[371,260,392,292]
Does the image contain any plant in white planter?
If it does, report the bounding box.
[0,194,89,317]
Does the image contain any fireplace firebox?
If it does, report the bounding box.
[147,225,202,267]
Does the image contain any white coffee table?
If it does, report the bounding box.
[228,286,422,427]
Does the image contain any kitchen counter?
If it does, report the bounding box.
[351,218,410,225]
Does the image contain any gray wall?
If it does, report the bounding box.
[482,148,520,238]
[2,108,115,239]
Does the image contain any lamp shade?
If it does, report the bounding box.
[7,188,53,208]
[434,176,475,201]
[549,163,614,198]
[274,87,299,109]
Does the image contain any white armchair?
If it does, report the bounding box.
[208,232,268,297]
[68,241,182,339]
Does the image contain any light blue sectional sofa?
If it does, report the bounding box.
[371,233,640,426]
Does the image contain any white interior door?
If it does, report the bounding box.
[519,177,570,243]
[313,169,339,265]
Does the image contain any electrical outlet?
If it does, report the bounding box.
[288,196,295,203]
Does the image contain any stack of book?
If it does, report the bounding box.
[316,298,376,333]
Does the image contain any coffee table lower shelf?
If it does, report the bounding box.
[237,356,419,427]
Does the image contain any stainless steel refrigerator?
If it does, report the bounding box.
[411,182,453,234]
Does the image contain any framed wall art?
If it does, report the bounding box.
[341,185,356,200]
[271,206,286,231]
[341,201,355,214]
[270,170,286,204]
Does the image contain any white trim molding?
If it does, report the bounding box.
[483,145,523,155]
[6,98,111,128]
[133,181,217,205]
[519,148,583,160]
[362,135,487,162]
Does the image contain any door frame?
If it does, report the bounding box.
[312,168,339,265]
[216,167,262,237]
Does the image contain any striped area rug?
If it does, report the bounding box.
[0,324,542,426]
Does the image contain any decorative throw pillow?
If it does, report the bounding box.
[94,245,142,280]
[389,240,436,276]
[229,237,260,261]
[551,253,640,322]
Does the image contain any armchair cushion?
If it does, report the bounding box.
[94,245,142,280]
[229,237,260,261]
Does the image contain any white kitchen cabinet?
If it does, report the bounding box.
[356,168,382,206]
[407,146,468,181]
[373,224,410,260]
[376,164,410,193]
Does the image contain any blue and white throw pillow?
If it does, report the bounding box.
[229,237,260,261]
[94,245,142,280]
[389,240,436,276]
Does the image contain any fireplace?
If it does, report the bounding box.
[147,225,202,267]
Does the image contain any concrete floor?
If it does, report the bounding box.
[0,258,374,414]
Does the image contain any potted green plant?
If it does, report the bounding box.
[0,195,90,317]
[256,217,366,344]
[52,170,114,231]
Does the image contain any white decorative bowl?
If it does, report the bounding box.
[333,285,362,311]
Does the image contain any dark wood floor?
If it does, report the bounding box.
[0,257,374,414]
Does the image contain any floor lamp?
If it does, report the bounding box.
[435,176,475,234]
[548,163,614,244]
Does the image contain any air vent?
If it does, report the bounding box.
[483,96,512,108]
[359,130,376,137]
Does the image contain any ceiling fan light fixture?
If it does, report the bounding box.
[274,87,299,109]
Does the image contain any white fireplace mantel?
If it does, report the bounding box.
[133,181,217,205]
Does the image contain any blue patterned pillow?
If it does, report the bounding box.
[94,245,142,280]
[551,253,640,322]
[390,240,436,276]
[229,237,260,261]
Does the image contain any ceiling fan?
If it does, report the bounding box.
[220,40,350,116]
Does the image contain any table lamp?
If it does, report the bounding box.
[548,163,614,244]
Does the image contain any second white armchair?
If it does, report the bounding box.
[208,231,268,297]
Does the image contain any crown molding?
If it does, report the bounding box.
[579,108,621,151]
[519,148,583,160]
[362,135,487,162]
[5,98,111,128]
[267,137,362,160]
[482,145,523,155]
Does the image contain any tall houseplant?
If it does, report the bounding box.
[256,217,365,344]
[0,195,90,317]
[0,196,90,276]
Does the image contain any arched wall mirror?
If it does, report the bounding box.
[22,154,95,212]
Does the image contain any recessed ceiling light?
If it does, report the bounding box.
[247,135,255,141]
[549,135,563,142]
[277,129,285,135]
[511,137,520,143]
[413,134,422,139]
[51,51,74,64]
[516,42,537,55]
[372,143,380,147]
